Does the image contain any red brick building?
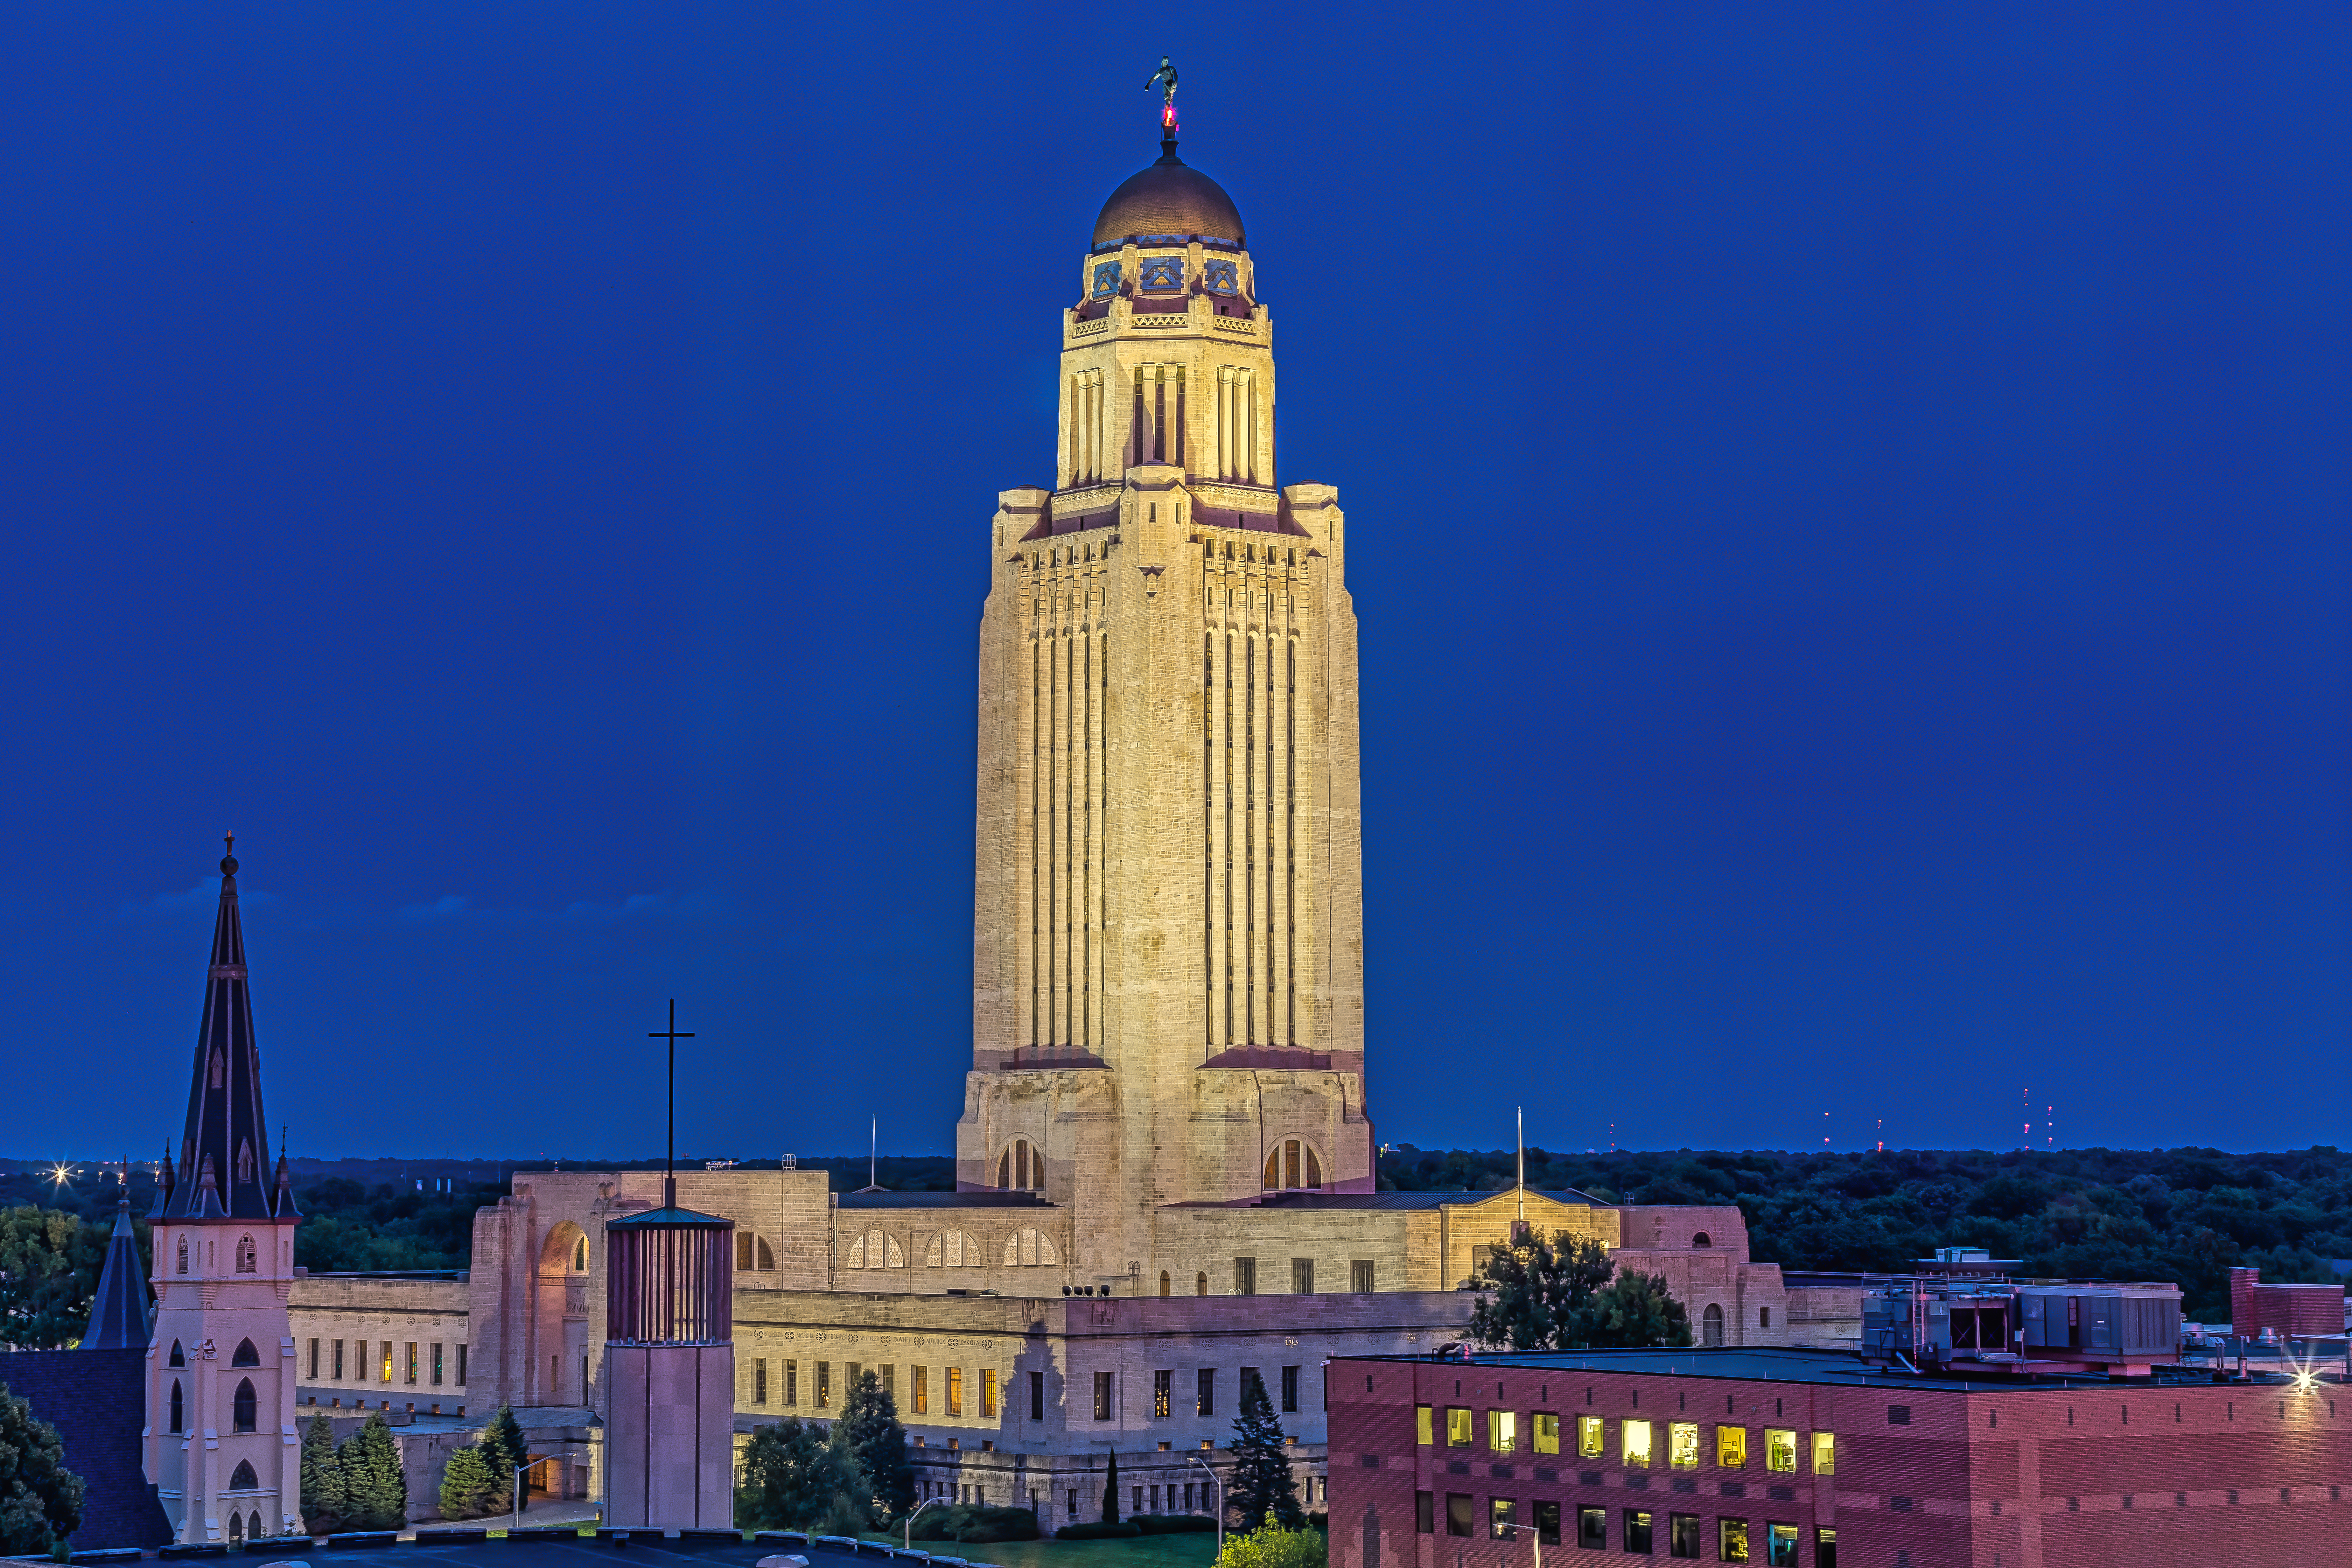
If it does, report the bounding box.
[1326,1348,2346,1567]
[2231,1267,2347,1342]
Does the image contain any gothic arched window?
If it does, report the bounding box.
[1196,1272,1208,1296]
[231,1337,260,1367]
[236,1234,258,1273]
[250,1513,264,1544]
[924,1231,983,1268]
[227,1513,244,1546]
[168,1379,183,1434]
[1260,1138,1324,1192]
[229,1460,259,1491]
[996,1138,1042,1192]
[1691,1232,1712,1249]
[232,1377,257,1433]
[848,1230,905,1269]
[168,1339,185,1368]
[176,1235,188,1275]
[236,1139,256,1186]
[999,1227,1059,1268]
[573,1237,588,1271]
[210,1049,225,1089]
[1702,1303,1725,1347]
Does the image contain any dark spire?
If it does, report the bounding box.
[82,1197,153,1349]
[161,834,277,1222]
[273,1124,302,1219]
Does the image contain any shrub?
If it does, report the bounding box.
[911,1503,1040,1544]
[1055,1521,1143,1540]
[1134,1514,1218,1534]
[1214,1520,1326,1568]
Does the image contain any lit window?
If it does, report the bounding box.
[1764,1522,1798,1565]
[1576,1415,1603,1458]
[950,1367,966,1417]
[1155,1371,1173,1419]
[1668,1422,1699,1469]
[1622,1419,1652,1468]
[1717,1426,1747,1468]
[1489,1499,1517,1540]
[1811,1433,1835,1475]
[818,1362,831,1408]
[236,1234,257,1273]
[1719,1518,1750,1562]
[1416,1405,1434,1445]
[1489,1410,1517,1453]
[1765,1429,1797,1474]
[1446,1407,1474,1447]
[911,1366,925,1415]
[983,1370,1000,1419]
[1532,1413,1559,1455]
[1002,1227,1059,1267]
[926,1231,983,1268]
[1087,1371,1107,1421]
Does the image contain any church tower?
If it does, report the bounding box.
[146,837,305,1545]
[960,92,1370,1285]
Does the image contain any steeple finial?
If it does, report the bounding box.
[221,830,237,879]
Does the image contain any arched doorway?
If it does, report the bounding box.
[535,1220,592,1407]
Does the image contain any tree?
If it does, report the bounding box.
[337,1410,408,1531]
[0,1209,107,1351]
[1224,1371,1302,1531]
[0,1384,84,1554]
[436,1443,497,1522]
[838,1371,915,1524]
[298,1412,345,1534]
[1584,1269,1693,1349]
[481,1406,528,1513]
[735,1419,864,1531]
[1100,1448,1120,1525]
[1468,1230,1615,1351]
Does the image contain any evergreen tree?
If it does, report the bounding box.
[481,1406,528,1513]
[298,1412,345,1534]
[1099,1448,1120,1524]
[1224,1371,1301,1531]
[436,1443,497,1522]
[735,1419,864,1531]
[838,1371,915,1524]
[337,1410,408,1531]
[0,1384,84,1554]
[1468,1231,1615,1351]
[1584,1269,1694,1349]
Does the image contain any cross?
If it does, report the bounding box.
[648,1000,695,1208]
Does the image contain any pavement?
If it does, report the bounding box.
[238,1535,895,1568]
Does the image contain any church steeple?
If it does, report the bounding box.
[82,1196,153,1349]
[161,834,274,1221]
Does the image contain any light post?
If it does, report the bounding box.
[1188,1453,1223,1564]
[1497,1518,1540,1568]
[512,1452,587,1534]
[903,1496,943,1551]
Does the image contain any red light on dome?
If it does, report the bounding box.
[1162,104,1178,130]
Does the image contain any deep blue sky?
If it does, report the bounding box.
[4,5,2346,1161]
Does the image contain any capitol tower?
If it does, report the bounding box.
[958,90,1371,1285]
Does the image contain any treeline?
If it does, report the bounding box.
[1382,1144,2352,1320]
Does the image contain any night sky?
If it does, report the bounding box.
[4,6,2345,1161]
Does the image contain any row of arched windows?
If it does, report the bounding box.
[170,1232,261,1274]
[165,1374,259,1434]
[844,1227,1064,1269]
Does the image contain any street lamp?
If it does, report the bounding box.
[902,1496,944,1551]
[512,1451,587,1534]
[1496,1519,1541,1568]
[1188,1454,1223,1564]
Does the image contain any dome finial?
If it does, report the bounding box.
[220,829,238,878]
[1146,55,1180,160]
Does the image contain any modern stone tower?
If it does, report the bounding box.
[960,94,1370,1286]
[147,836,305,1544]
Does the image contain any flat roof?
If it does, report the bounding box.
[836,1190,1056,1209]
[1159,1187,1608,1211]
[1340,1346,2305,1394]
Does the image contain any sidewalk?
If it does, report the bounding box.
[407,1498,606,1539]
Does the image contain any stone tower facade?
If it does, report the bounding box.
[146,838,304,1544]
[958,121,1371,1286]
